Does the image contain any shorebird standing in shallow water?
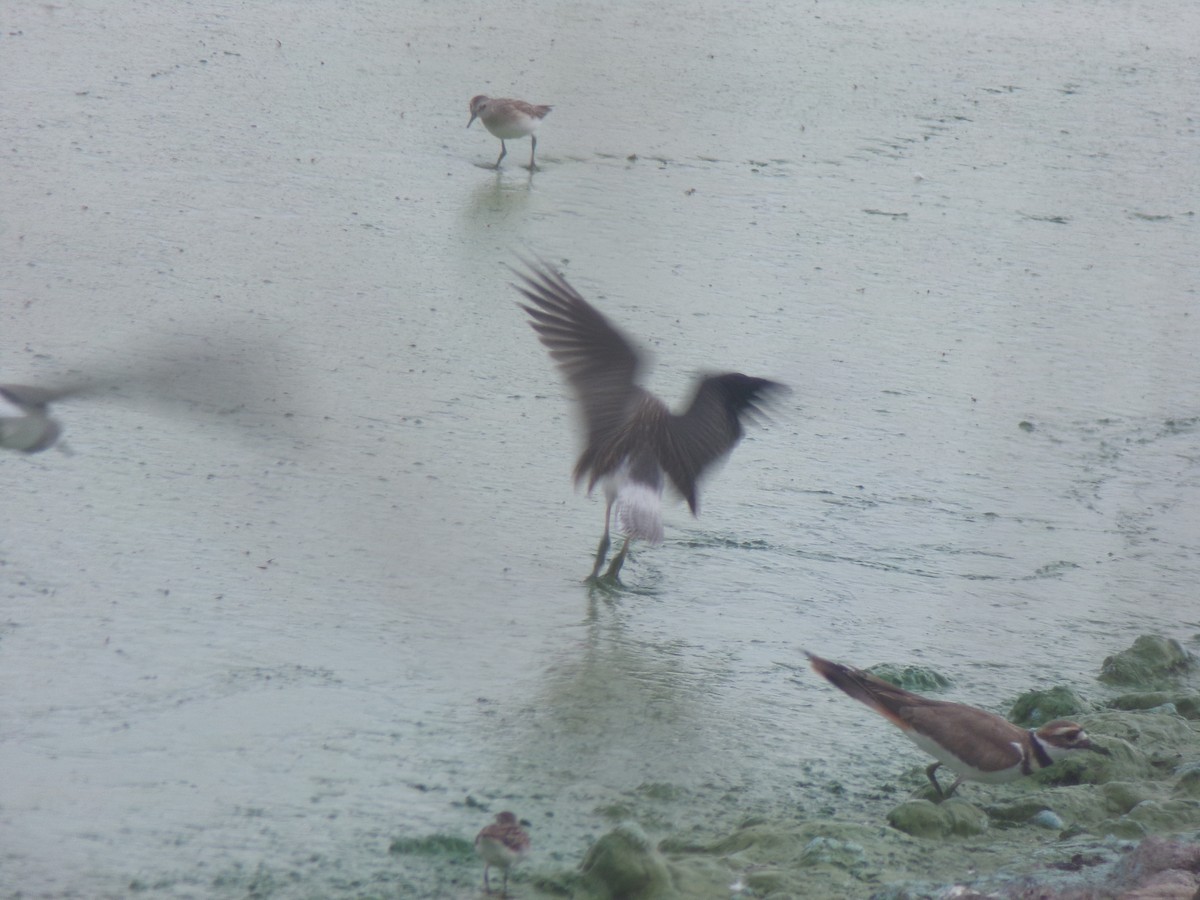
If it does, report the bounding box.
[512,258,784,581]
[806,651,1108,798]
[475,811,531,896]
[468,95,552,169]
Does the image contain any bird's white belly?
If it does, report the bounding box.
[485,117,539,140]
[0,413,52,452]
[604,461,665,545]
[906,730,1024,784]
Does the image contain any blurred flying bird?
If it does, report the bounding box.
[0,381,106,453]
[512,257,785,580]
[3,330,298,456]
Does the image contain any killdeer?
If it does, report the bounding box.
[475,811,531,897]
[512,258,785,581]
[0,383,93,454]
[807,651,1108,798]
[468,95,552,169]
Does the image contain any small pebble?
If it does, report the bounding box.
[1030,809,1064,830]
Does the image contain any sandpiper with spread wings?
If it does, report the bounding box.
[513,258,784,581]
[807,651,1108,798]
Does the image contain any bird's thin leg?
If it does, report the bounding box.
[591,535,610,577]
[501,867,510,897]
[604,536,631,580]
[529,134,537,170]
[495,141,507,168]
[591,497,614,577]
[925,762,946,799]
[483,863,492,894]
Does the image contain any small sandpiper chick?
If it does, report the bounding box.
[806,651,1109,799]
[513,257,785,582]
[475,811,531,896]
[0,383,93,453]
[467,95,552,169]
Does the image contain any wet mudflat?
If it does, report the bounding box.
[2,0,1198,897]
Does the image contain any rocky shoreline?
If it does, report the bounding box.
[396,635,1200,898]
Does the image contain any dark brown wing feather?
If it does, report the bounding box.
[660,374,782,513]
[903,705,1026,771]
[511,258,644,482]
[512,100,552,119]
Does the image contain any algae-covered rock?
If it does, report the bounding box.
[659,855,743,900]
[1090,736,1157,784]
[984,798,1051,826]
[1078,710,1197,777]
[984,798,1071,831]
[1126,798,1200,832]
[887,798,988,838]
[1085,711,1197,746]
[1030,739,1112,788]
[742,867,788,895]
[1112,691,1176,711]
[1099,635,1194,687]
[1024,783,1112,828]
[1101,781,1157,815]
[867,663,952,692]
[1030,778,1200,837]
[1111,690,1200,720]
[700,822,796,856]
[658,821,902,899]
[1178,695,1200,720]
[579,822,674,900]
[1009,685,1089,726]
[1174,765,1200,799]
[699,819,888,859]
[796,835,867,868]
[1096,816,1149,839]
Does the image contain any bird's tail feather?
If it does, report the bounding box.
[806,652,912,730]
[613,483,664,545]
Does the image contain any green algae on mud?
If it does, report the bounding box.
[446,634,1200,900]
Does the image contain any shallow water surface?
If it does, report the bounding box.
[2,0,1198,896]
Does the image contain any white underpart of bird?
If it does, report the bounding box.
[606,458,665,546]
